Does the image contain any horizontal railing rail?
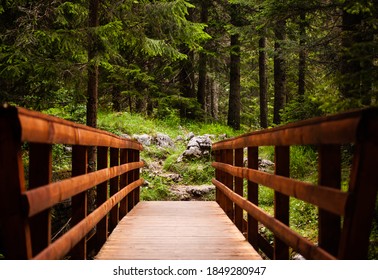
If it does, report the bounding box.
[0,105,144,259]
[212,108,378,260]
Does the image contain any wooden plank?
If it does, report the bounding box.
[211,108,372,150]
[28,143,52,257]
[17,107,143,150]
[24,161,144,217]
[318,145,341,257]
[95,201,261,260]
[34,179,144,260]
[212,178,335,260]
[212,162,347,216]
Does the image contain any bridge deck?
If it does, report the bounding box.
[95,201,262,260]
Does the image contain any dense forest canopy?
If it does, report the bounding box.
[0,0,377,130]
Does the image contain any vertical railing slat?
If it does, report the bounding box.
[215,150,221,205]
[109,148,120,233]
[247,146,259,249]
[127,149,135,212]
[134,150,141,205]
[318,145,341,257]
[29,143,52,257]
[0,107,32,259]
[71,145,88,259]
[274,146,290,259]
[224,149,234,220]
[234,148,244,232]
[339,115,378,259]
[119,149,128,218]
[96,146,109,251]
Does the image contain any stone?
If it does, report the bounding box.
[178,135,212,161]
[187,132,195,140]
[170,184,215,201]
[155,133,175,148]
[133,134,153,146]
[120,134,131,139]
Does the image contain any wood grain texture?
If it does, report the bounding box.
[95,201,262,260]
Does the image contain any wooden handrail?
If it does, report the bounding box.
[212,108,378,259]
[0,105,144,259]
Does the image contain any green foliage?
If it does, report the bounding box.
[140,171,174,201]
[281,95,323,124]
[290,146,318,181]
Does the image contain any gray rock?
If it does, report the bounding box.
[218,134,227,140]
[133,134,153,146]
[155,133,175,148]
[120,134,131,139]
[187,132,195,140]
[187,185,215,196]
[179,135,212,161]
[187,135,212,150]
[259,158,274,168]
[170,184,215,201]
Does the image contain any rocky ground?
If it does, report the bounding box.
[131,131,274,201]
[134,132,218,201]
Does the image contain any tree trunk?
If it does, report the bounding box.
[197,2,209,112]
[340,1,373,107]
[209,77,219,121]
[298,12,306,97]
[86,0,99,130]
[259,33,268,128]
[178,49,196,118]
[86,0,100,216]
[273,20,287,125]
[179,8,196,119]
[112,86,121,112]
[228,4,241,130]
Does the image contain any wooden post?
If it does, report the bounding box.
[318,145,341,257]
[96,146,108,251]
[224,149,234,220]
[214,150,221,204]
[274,146,290,259]
[70,145,88,259]
[234,148,244,232]
[29,143,52,257]
[247,147,259,249]
[0,106,32,259]
[339,113,378,259]
[127,149,135,212]
[134,150,140,205]
[119,149,128,218]
[109,148,119,233]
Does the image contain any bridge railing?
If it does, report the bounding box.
[212,108,378,260]
[0,105,144,259]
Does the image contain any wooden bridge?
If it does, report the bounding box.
[0,105,377,260]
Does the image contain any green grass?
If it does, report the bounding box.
[97,110,242,139]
